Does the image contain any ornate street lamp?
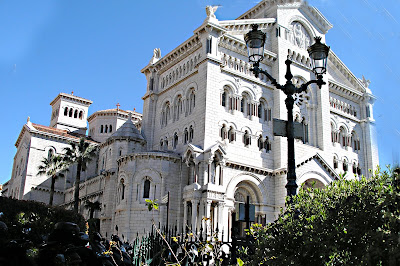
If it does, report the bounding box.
[245,24,330,201]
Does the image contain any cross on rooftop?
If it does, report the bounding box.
[116,103,120,110]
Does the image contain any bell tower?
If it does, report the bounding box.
[49,92,92,135]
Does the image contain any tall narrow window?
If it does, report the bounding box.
[100,125,104,133]
[69,109,73,117]
[79,111,83,119]
[229,127,235,143]
[74,110,78,118]
[241,98,244,113]
[184,128,188,144]
[258,104,262,118]
[121,179,125,200]
[366,106,371,118]
[173,133,179,149]
[64,107,68,116]
[47,150,54,161]
[244,131,251,146]
[206,38,212,54]
[189,126,194,142]
[221,92,226,107]
[105,125,108,133]
[109,125,112,133]
[257,135,263,150]
[143,179,150,198]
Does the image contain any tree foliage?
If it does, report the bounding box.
[63,137,97,212]
[37,155,68,206]
[245,168,400,265]
[0,197,85,245]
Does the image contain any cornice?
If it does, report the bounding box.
[328,51,367,93]
[117,151,181,166]
[219,18,276,34]
[328,79,364,101]
[50,93,92,106]
[88,109,142,123]
[219,33,277,64]
[141,35,202,74]
[99,136,146,149]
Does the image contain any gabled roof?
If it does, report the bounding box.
[236,0,332,34]
[296,153,339,181]
[50,92,92,106]
[15,120,98,148]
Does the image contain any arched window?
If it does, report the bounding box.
[160,139,164,149]
[221,92,226,107]
[343,159,348,172]
[109,125,112,133]
[48,148,54,160]
[69,108,73,117]
[228,127,235,143]
[243,131,251,146]
[173,133,179,149]
[240,98,245,113]
[105,125,108,133]
[220,124,227,140]
[264,137,271,152]
[79,111,83,119]
[333,157,338,169]
[143,179,150,198]
[120,179,125,200]
[258,103,262,118]
[184,128,189,144]
[189,89,195,113]
[100,125,104,133]
[257,135,263,150]
[64,107,68,116]
[74,110,78,118]
[189,126,194,143]
[352,163,357,174]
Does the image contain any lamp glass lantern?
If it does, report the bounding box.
[307,37,330,75]
[244,24,266,63]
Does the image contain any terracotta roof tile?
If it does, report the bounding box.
[31,123,98,144]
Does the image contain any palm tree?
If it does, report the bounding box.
[63,137,97,212]
[85,200,101,219]
[37,155,68,206]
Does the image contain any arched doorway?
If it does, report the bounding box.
[231,181,260,237]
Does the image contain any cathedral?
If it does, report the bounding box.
[3,0,379,241]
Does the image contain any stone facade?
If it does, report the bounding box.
[4,0,378,241]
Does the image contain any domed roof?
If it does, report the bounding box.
[109,117,144,141]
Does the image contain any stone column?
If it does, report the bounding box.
[183,201,188,232]
[191,199,199,233]
[217,202,226,240]
[205,200,212,239]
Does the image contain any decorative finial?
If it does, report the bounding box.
[133,108,136,112]
[314,36,322,43]
[116,103,120,110]
[27,116,30,123]
[71,91,74,95]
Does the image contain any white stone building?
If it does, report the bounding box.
[4,0,378,241]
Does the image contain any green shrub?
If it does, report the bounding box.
[244,168,400,265]
[0,197,85,244]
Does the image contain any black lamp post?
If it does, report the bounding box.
[244,24,330,201]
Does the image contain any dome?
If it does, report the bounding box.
[109,118,144,141]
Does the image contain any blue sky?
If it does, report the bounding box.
[0,0,399,184]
